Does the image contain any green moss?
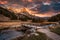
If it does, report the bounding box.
[50,27,60,35]
[21,32,52,40]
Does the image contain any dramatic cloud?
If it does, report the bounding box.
[27,0,33,2]
[0,0,60,17]
[0,1,8,4]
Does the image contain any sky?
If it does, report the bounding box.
[0,0,60,17]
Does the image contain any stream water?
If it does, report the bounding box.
[0,30,24,40]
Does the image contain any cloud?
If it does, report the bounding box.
[52,2,60,12]
[27,0,33,2]
[43,2,51,5]
[0,1,8,4]
[11,4,19,6]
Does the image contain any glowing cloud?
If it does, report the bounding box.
[27,0,33,2]
[0,1,8,4]
[11,4,19,6]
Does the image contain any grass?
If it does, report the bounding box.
[49,25,60,35]
[20,32,52,40]
[21,32,46,40]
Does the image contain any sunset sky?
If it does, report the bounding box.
[0,0,60,17]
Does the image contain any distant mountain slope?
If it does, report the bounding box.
[0,7,45,22]
[0,14,10,21]
[48,14,60,22]
[0,7,17,20]
[16,12,45,22]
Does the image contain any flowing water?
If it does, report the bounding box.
[0,29,24,40]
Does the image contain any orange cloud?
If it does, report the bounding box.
[11,4,19,6]
[27,0,33,2]
[0,1,8,4]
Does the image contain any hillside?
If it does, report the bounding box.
[0,7,17,20]
[0,14,10,21]
[48,14,60,22]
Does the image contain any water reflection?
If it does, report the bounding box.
[0,29,24,40]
